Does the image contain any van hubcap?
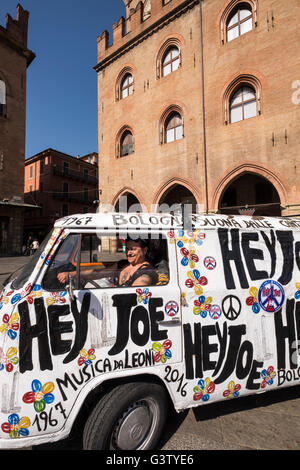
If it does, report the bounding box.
[112,400,157,450]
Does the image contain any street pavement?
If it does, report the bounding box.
[0,256,300,451]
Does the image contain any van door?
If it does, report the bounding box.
[75,232,182,370]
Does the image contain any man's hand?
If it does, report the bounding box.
[57,271,74,284]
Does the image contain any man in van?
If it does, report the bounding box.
[57,237,158,288]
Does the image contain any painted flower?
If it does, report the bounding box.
[223,381,241,399]
[152,339,172,363]
[185,270,208,296]
[24,284,43,304]
[246,286,260,314]
[1,414,30,439]
[180,247,199,268]
[192,230,206,246]
[168,229,205,248]
[261,366,276,389]
[23,380,55,413]
[0,291,13,310]
[136,288,152,304]
[46,291,67,306]
[0,347,19,372]
[193,295,212,317]
[193,377,215,402]
[0,311,19,340]
[78,348,96,367]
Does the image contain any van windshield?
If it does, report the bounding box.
[11,232,52,290]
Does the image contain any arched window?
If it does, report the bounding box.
[162,46,180,77]
[116,67,135,101]
[165,111,183,143]
[156,38,182,79]
[224,75,261,124]
[119,130,134,157]
[120,73,134,99]
[229,85,257,123]
[0,80,6,117]
[226,2,253,42]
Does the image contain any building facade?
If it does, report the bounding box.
[95,0,300,217]
[24,149,99,242]
[0,4,35,254]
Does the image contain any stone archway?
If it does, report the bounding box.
[114,191,144,213]
[218,172,281,216]
[157,183,198,215]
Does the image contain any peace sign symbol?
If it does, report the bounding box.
[222,295,241,321]
[165,300,179,317]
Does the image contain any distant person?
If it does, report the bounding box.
[24,236,32,256]
[31,239,39,255]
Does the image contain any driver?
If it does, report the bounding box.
[57,238,157,288]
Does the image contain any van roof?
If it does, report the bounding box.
[54,212,300,232]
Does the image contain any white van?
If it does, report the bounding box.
[0,211,299,450]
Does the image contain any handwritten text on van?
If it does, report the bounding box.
[218,229,300,290]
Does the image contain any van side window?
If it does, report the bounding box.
[42,234,80,291]
[78,234,169,289]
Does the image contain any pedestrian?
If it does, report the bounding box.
[24,235,32,256]
[31,238,39,255]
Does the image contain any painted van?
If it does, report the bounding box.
[0,212,300,449]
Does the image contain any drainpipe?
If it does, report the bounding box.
[199,0,209,214]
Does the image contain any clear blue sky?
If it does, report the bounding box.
[0,0,123,159]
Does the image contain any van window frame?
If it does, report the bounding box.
[77,229,172,290]
[41,232,81,292]
[41,229,174,292]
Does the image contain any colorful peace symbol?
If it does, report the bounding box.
[258,280,285,313]
[209,304,222,320]
[165,300,179,317]
[203,256,216,270]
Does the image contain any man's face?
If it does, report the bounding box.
[126,240,147,265]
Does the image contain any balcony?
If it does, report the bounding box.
[53,166,98,185]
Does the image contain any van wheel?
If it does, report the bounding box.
[83,382,168,450]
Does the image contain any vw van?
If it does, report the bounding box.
[0,211,300,450]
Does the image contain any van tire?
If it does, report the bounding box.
[82,381,168,450]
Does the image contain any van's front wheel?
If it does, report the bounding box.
[83,382,168,450]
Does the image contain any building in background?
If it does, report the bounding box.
[0,4,35,255]
[95,0,300,217]
[24,149,99,242]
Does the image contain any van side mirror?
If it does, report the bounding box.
[66,274,75,301]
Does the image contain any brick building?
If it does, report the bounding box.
[0,4,35,255]
[24,149,99,242]
[95,0,300,217]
